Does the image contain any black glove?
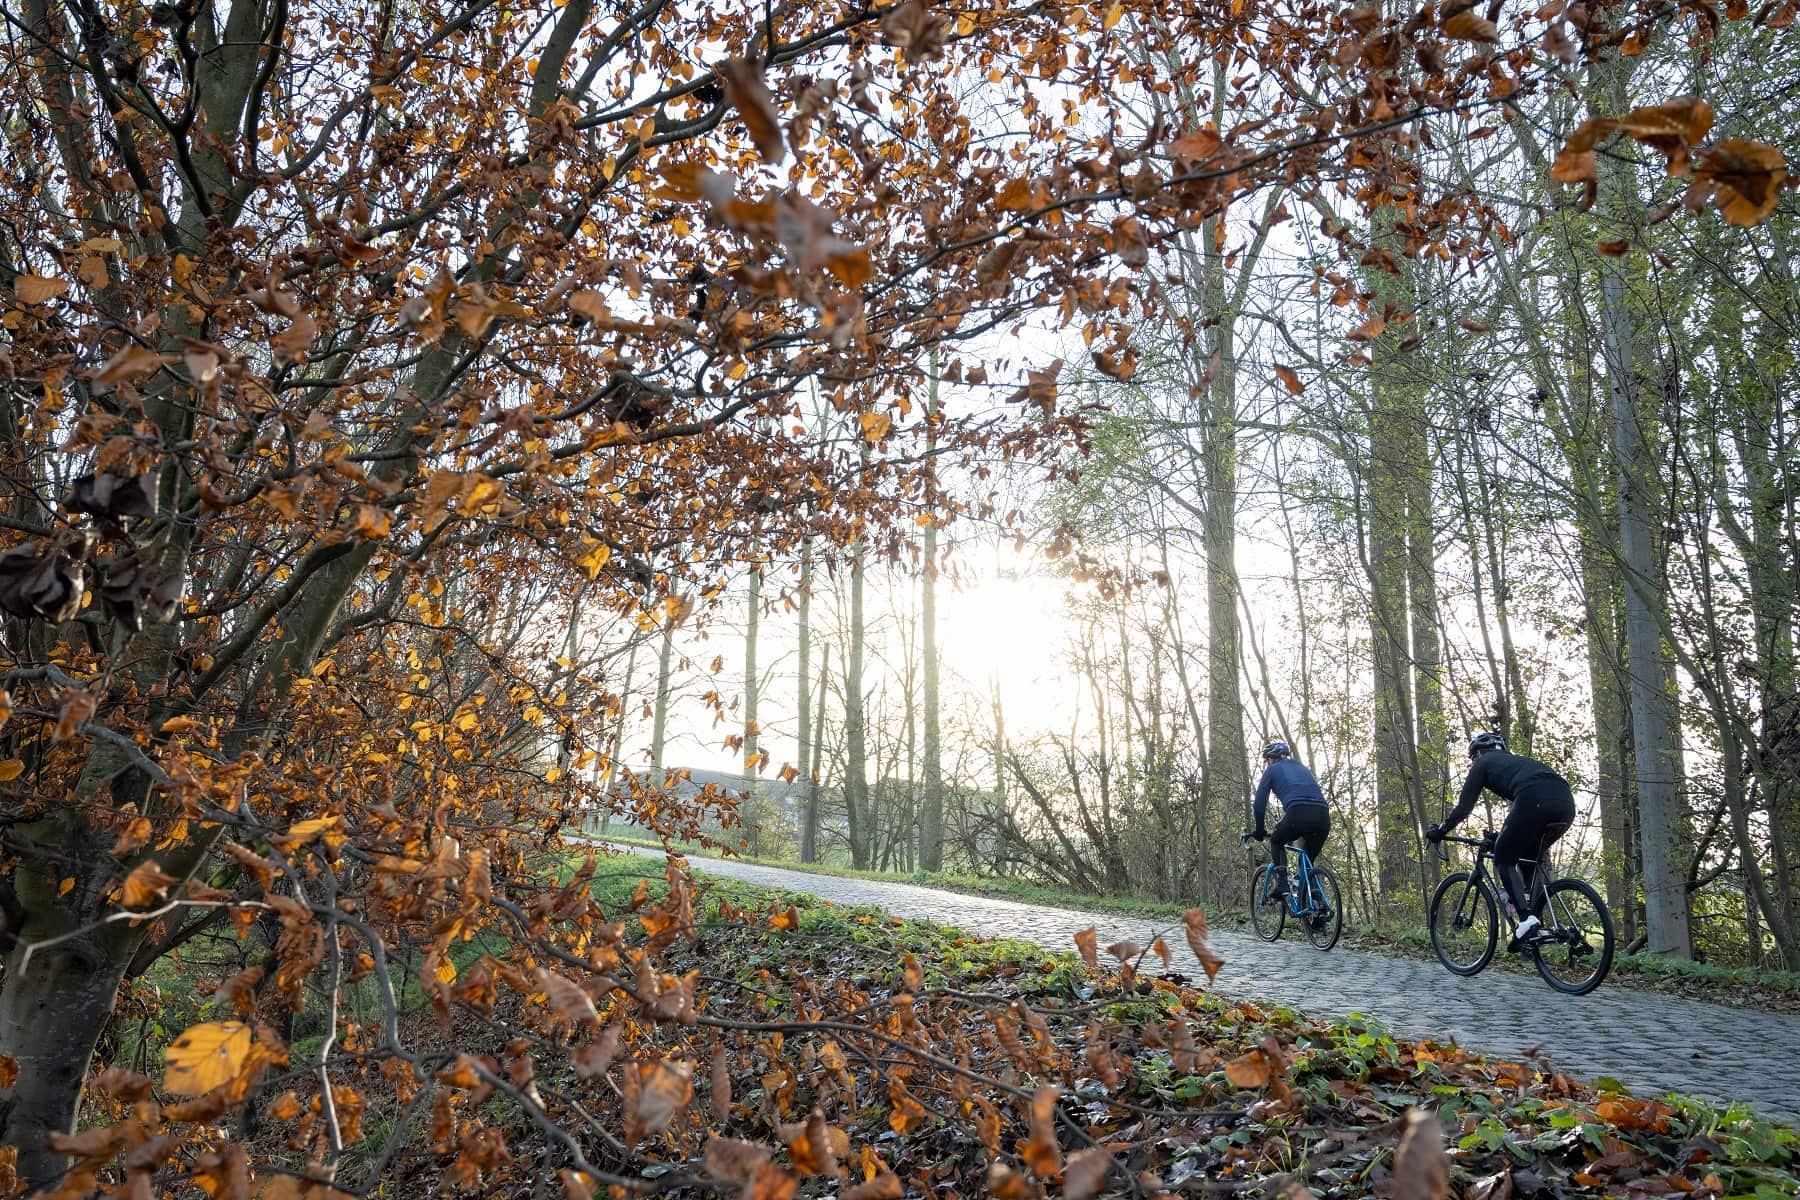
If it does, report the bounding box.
[1424,823,1445,843]
[1252,829,1268,842]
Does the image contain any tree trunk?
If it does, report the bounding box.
[920,367,944,870]
[1596,55,1690,958]
[845,535,870,869]
[651,619,676,780]
[797,550,817,862]
[0,811,145,1190]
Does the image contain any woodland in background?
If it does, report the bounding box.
[0,0,1793,1196]
[654,16,1800,977]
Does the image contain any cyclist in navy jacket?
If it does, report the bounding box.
[1250,739,1330,898]
[1426,732,1576,943]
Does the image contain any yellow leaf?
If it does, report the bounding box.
[15,274,69,304]
[859,411,892,442]
[284,815,338,844]
[162,1021,252,1095]
[578,541,613,579]
[0,758,23,782]
[159,715,200,735]
[436,957,457,984]
[1103,1,1124,29]
[58,876,75,897]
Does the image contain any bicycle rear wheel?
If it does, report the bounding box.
[1305,865,1342,950]
[1429,870,1497,975]
[1532,878,1615,995]
[1250,863,1286,942]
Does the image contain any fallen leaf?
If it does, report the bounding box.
[1394,1107,1450,1200]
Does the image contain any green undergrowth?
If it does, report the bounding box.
[589,832,1800,1013]
[586,856,1797,1199]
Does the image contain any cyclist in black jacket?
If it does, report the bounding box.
[1425,732,1576,943]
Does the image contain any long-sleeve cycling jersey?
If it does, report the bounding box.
[1253,757,1327,834]
[1442,749,1563,828]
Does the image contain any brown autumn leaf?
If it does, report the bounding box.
[842,1173,903,1200]
[1618,97,1715,176]
[15,273,69,303]
[622,1059,693,1145]
[705,1137,772,1184]
[1596,239,1630,256]
[1073,925,1099,970]
[720,58,786,164]
[560,1169,594,1200]
[881,0,949,58]
[92,344,174,388]
[1689,139,1791,227]
[1223,1049,1272,1089]
[1150,937,1173,969]
[536,967,599,1026]
[0,1054,17,1089]
[271,313,317,366]
[1274,364,1305,395]
[121,859,178,909]
[1182,908,1224,981]
[1347,311,1387,341]
[1104,939,1140,963]
[1018,1084,1062,1180]
[1169,126,1224,165]
[1064,1147,1114,1200]
[1442,6,1499,40]
[1394,1107,1451,1200]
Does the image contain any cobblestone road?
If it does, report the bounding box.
[616,846,1798,1120]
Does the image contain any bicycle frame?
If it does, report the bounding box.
[1436,831,1544,929]
[1260,842,1324,917]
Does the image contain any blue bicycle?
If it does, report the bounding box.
[1241,833,1342,950]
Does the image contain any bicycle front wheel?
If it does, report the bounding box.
[1305,865,1342,950]
[1250,863,1286,942]
[1429,870,1498,976]
[1532,878,1615,995]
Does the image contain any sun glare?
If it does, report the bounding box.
[936,558,1076,732]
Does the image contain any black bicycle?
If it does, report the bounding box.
[1428,830,1615,994]
[1241,833,1342,950]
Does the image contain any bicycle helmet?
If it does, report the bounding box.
[1468,731,1508,758]
[1261,739,1291,760]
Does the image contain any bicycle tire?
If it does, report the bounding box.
[1305,864,1342,950]
[1429,870,1497,976]
[1250,863,1286,942]
[1531,877,1615,995]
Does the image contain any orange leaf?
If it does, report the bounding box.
[1274,364,1305,395]
[1596,239,1630,256]
[1223,1049,1271,1089]
[122,859,179,909]
[0,1054,17,1089]
[1073,926,1098,970]
[1182,908,1224,981]
[0,759,23,782]
[1347,312,1387,341]
[162,1021,252,1095]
